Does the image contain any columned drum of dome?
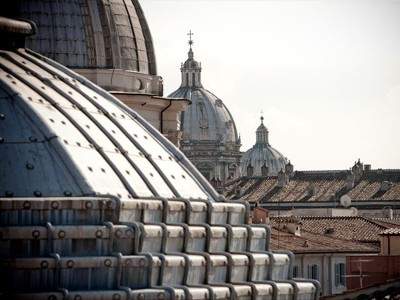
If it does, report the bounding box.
[242,116,289,177]
[168,33,242,187]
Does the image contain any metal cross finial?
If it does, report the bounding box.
[187,30,194,47]
[260,110,264,123]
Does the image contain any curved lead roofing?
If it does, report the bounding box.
[7,0,157,74]
[0,46,220,201]
[242,117,288,176]
[169,87,239,143]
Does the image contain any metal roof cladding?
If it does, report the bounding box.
[0,17,221,202]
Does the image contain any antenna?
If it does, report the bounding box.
[344,259,373,288]
[340,195,351,208]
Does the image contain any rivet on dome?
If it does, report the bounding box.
[32,230,40,239]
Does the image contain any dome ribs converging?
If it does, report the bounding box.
[1,47,212,200]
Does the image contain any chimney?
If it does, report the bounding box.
[277,169,287,188]
[284,217,301,236]
[364,164,371,172]
[253,207,270,224]
[346,170,355,190]
[285,161,294,177]
[307,184,318,196]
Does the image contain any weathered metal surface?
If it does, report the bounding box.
[0,17,321,300]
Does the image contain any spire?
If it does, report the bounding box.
[187,30,194,59]
[181,30,202,88]
[256,112,269,145]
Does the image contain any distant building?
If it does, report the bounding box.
[241,116,290,177]
[225,159,400,218]
[168,34,242,186]
[266,215,400,296]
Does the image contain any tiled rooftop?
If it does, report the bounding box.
[269,227,379,253]
[225,169,400,203]
[269,216,399,244]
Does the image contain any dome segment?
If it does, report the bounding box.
[0,45,220,201]
[5,0,162,95]
[242,116,288,177]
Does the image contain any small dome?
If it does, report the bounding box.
[242,116,288,176]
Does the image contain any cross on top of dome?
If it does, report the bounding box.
[187,30,194,48]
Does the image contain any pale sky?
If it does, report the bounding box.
[141,0,400,171]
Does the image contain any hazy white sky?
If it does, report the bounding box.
[141,0,400,171]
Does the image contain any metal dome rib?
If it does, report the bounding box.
[0,47,220,201]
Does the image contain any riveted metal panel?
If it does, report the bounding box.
[229,226,249,252]
[275,282,294,297]
[0,197,118,226]
[164,225,184,253]
[248,225,270,252]
[0,257,56,293]
[166,200,187,224]
[117,117,209,199]
[229,254,249,283]
[131,288,175,300]
[119,199,164,223]
[249,253,271,282]
[209,226,228,253]
[186,254,206,285]
[140,224,164,253]
[186,225,207,253]
[232,285,252,299]
[253,284,274,300]
[188,201,208,225]
[210,202,248,225]
[208,255,228,284]
[161,255,186,286]
[270,253,291,281]
[209,286,231,300]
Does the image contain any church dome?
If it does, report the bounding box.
[167,33,242,185]
[169,88,238,143]
[168,37,239,144]
[0,21,219,201]
[242,116,288,176]
[4,0,162,95]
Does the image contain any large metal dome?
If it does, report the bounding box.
[4,0,162,95]
[0,22,217,201]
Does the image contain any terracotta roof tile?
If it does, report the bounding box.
[269,227,379,253]
[270,216,387,243]
[224,169,400,203]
